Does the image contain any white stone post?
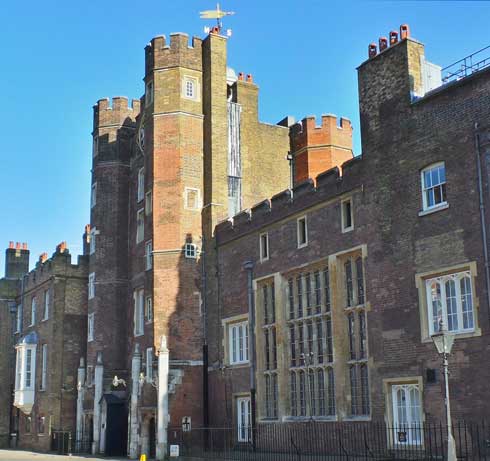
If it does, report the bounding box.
[92,352,104,454]
[129,344,142,459]
[156,336,169,460]
[76,357,86,447]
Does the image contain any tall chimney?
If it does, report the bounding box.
[5,242,30,279]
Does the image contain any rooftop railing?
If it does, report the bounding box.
[442,45,490,84]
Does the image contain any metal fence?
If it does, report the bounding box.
[50,430,92,455]
[168,421,490,460]
[442,45,490,84]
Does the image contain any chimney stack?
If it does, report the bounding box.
[5,242,30,279]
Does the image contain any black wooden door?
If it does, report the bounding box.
[105,403,128,456]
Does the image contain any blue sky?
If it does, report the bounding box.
[1,0,490,272]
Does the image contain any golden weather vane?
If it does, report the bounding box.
[200,3,235,35]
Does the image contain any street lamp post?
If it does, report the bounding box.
[431,326,457,461]
[301,352,315,420]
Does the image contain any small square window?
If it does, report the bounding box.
[88,313,95,342]
[182,76,199,101]
[297,216,308,248]
[341,198,354,232]
[260,233,269,262]
[136,209,145,244]
[185,243,198,259]
[145,190,153,215]
[145,240,153,270]
[185,187,201,210]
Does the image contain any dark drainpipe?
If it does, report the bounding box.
[243,260,256,450]
[474,123,490,323]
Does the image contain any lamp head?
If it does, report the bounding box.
[431,329,455,355]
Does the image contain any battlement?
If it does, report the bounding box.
[290,115,352,152]
[93,97,140,130]
[290,114,353,185]
[215,156,364,244]
[145,33,203,75]
[25,242,88,288]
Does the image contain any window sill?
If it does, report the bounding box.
[343,415,371,422]
[134,332,145,338]
[342,226,354,234]
[418,202,449,217]
[227,362,250,369]
[422,327,481,343]
[297,243,308,250]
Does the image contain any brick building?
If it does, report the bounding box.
[76,28,291,459]
[1,22,490,460]
[208,26,490,446]
[0,240,88,451]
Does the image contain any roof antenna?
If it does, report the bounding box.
[200,3,235,36]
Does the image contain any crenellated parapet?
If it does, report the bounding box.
[290,114,352,152]
[145,33,203,76]
[23,242,88,289]
[93,97,140,131]
[289,114,353,185]
[215,156,364,244]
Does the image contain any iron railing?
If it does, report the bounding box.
[442,45,490,84]
[51,430,92,455]
[168,421,490,460]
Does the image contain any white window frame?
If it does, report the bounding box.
[146,296,153,323]
[182,76,199,101]
[146,347,153,382]
[137,168,145,202]
[237,396,251,442]
[185,243,198,259]
[145,240,153,270]
[88,313,95,342]
[425,270,475,335]
[40,344,47,390]
[88,273,95,300]
[30,298,36,326]
[229,321,249,365]
[42,290,49,321]
[184,187,201,210]
[15,344,37,392]
[91,183,97,208]
[297,216,308,249]
[341,197,354,233]
[392,383,423,446]
[145,190,153,216]
[134,289,145,337]
[89,227,96,255]
[146,81,154,105]
[259,232,269,262]
[15,304,22,333]
[421,162,447,212]
[136,209,145,244]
